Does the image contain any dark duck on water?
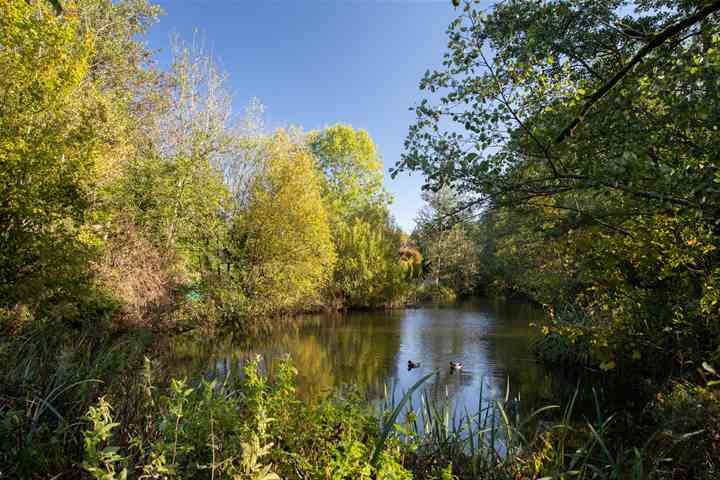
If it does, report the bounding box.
[449,361,464,374]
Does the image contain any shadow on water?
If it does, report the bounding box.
[159,298,576,420]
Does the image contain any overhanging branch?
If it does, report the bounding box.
[554,1,720,146]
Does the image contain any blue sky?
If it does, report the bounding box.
[144,0,462,233]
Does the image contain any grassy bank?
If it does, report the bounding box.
[0,315,409,479]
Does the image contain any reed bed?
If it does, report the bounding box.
[377,373,702,479]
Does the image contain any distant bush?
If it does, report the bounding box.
[413,284,457,305]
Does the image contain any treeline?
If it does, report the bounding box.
[400,0,720,476]
[0,0,422,332]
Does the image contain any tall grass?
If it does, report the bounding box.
[0,318,155,477]
[378,378,702,479]
[372,371,435,468]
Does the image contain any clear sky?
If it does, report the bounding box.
[144,0,461,233]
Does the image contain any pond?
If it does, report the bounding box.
[162,299,559,420]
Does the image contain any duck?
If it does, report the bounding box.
[449,361,464,372]
[407,360,420,370]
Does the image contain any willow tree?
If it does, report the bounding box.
[397,0,720,370]
[232,131,336,316]
[331,218,410,309]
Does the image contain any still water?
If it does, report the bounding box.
[162,299,557,416]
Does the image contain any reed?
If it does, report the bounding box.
[378,378,702,479]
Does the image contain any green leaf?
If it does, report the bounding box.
[371,371,435,468]
[599,360,616,371]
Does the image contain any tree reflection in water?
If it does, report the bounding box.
[162,300,563,416]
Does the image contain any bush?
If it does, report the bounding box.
[2,326,417,478]
[650,382,720,479]
[0,318,153,478]
[413,284,457,305]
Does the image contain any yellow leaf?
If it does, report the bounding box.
[600,360,616,371]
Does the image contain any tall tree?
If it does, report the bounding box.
[398,0,720,222]
[118,36,234,274]
[309,124,389,225]
[309,125,405,307]
[414,187,479,294]
[232,131,336,316]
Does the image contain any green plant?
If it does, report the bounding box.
[374,372,436,468]
[419,284,458,305]
[234,434,281,480]
[82,397,128,480]
[649,382,720,479]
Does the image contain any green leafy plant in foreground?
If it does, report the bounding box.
[83,397,128,480]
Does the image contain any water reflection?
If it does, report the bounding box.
[163,299,557,415]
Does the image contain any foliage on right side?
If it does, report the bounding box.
[396,0,720,475]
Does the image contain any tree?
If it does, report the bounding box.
[308,125,407,307]
[414,187,479,294]
[0,0,99,306]
[231,131,336,316]
[74,0,168,222]
[117,36,234,276]
[397,0,720,223]
[399,1,720,211]
[309,124,389,225]
[397,0,720,370]
[332,218,409,308]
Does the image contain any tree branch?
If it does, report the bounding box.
[554,1,720,145]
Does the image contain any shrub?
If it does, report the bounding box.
[82,356,412,479]
[414,284,457,305]
[650,382,720,479]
